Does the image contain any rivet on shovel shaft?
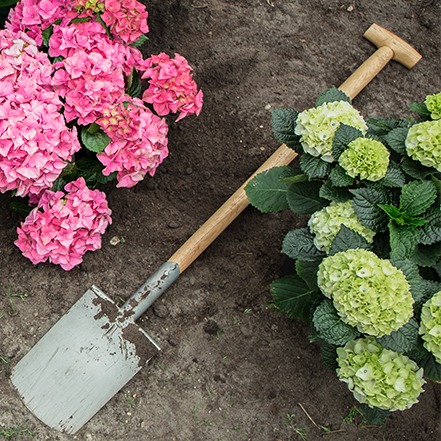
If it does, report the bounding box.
[10,23,421,435]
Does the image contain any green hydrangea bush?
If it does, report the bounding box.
[245,87,441,424]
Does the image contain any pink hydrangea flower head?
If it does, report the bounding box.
[96,96,169,187]
[0,29,81,197]
[15,177,112,270]
[101,0,149,45]
[141,53,203,121]
[6,0,75,46]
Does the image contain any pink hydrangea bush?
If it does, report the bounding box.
[142,53,203,121]
[96,96,169,187]
[15,178,112,270]
[0,29,80,197]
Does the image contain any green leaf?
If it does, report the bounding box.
[126,67,142,99]
[75,157,116,187]
[409,102,431,115]
[129,33,149,47]
[367,117,408,137]
[295,259,321,290]
[300,153,331,179]
[360,404,391,426]
[312,299,360,346]
[378,204,428,227]
[245,166,292,212]
[41,25,53,48]
[388,221,419,260]
[383,127,408,155]
[419,206,441,245]
[320,341,339,370]
[411,243,441,267]
[350,187,391,233]
[377,204,403,219]
[328,225,372,255]
[431,175,441,205]
[286,180,327,215]
[332,124,363,160]
[376,318,420,353]
[315,86,351,106]
[407,347,441,383]
[378,161,406,188]
[10,202,34,218]
[400,180,437,216]
[271,109,303,153]
[269,275,321,323]
[390,258,426,307]
[282,228,326,261]
[319,181,352,202]
[401,156,439,180]
[329,165,355,187]
[81,126,111,154]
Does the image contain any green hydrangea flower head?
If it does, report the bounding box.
[424,92,441,120]
[294,101,368,163]
[419,291,441,364]
[405,120,441,172]
[317,249,414,337]
[336,336,425,411]
[308,200,375,253]
[338,138,390,181]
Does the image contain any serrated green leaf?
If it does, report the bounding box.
[312,299,360,346]
[409,102,431,115]
[286,180,327,215]
[332,124,363,160]
[390,258,426,307]
[367,117,408,137]
[329,164,355,187]
[295,259,321,290]
[388,221,419,260]
[271,109,303,152]
[300,153,332,179]
[320,341,339,370]
[411,243,441,267]
[431,175,441,205]
[400,180,437,216]
[245,166,292,212]
[75,156,116,187]
[81,126,111,153]
[360,404,391,426]
[126,67,142,99]
[319,181,352,202]
[376,318,419,353]
[419,206,441,245]
[328,225,372,255]
[378,204,428,227]
[401,156,439,180]
[378,161,406,188]
[282,228,326,261]
[408,347,441,383]
[350,187,391,233]
[377,204,403,219]
[383,127,408,155]
[269,275,321,323]
[315,86,351,106]
[129,33,149,47]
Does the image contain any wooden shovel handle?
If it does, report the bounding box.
[168,23,421,273]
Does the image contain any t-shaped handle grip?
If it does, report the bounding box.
[339,23,422,100]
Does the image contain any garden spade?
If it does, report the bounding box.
[10,23,421,434]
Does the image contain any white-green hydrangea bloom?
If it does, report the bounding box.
[338,138,390,181]
[425,92,441,120]
[419,291,441,364]
[295,101,368,163]
[317,249,414,337]
[337,337,425,411]
[405,120,441,172]
[308,200,375,253]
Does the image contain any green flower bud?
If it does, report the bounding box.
[419,291,441,364]
[295,101,368,163]
[425,92,441,120]
[317,249,414,337]
[308,200,375,253]
[337,337,425,411]
[405,120,441,172]
[338,138,390,181]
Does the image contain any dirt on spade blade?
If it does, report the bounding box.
[0,1,440,440]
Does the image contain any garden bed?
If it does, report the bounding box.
[0,1,440,440]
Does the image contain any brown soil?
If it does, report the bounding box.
[1,1,440,440]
